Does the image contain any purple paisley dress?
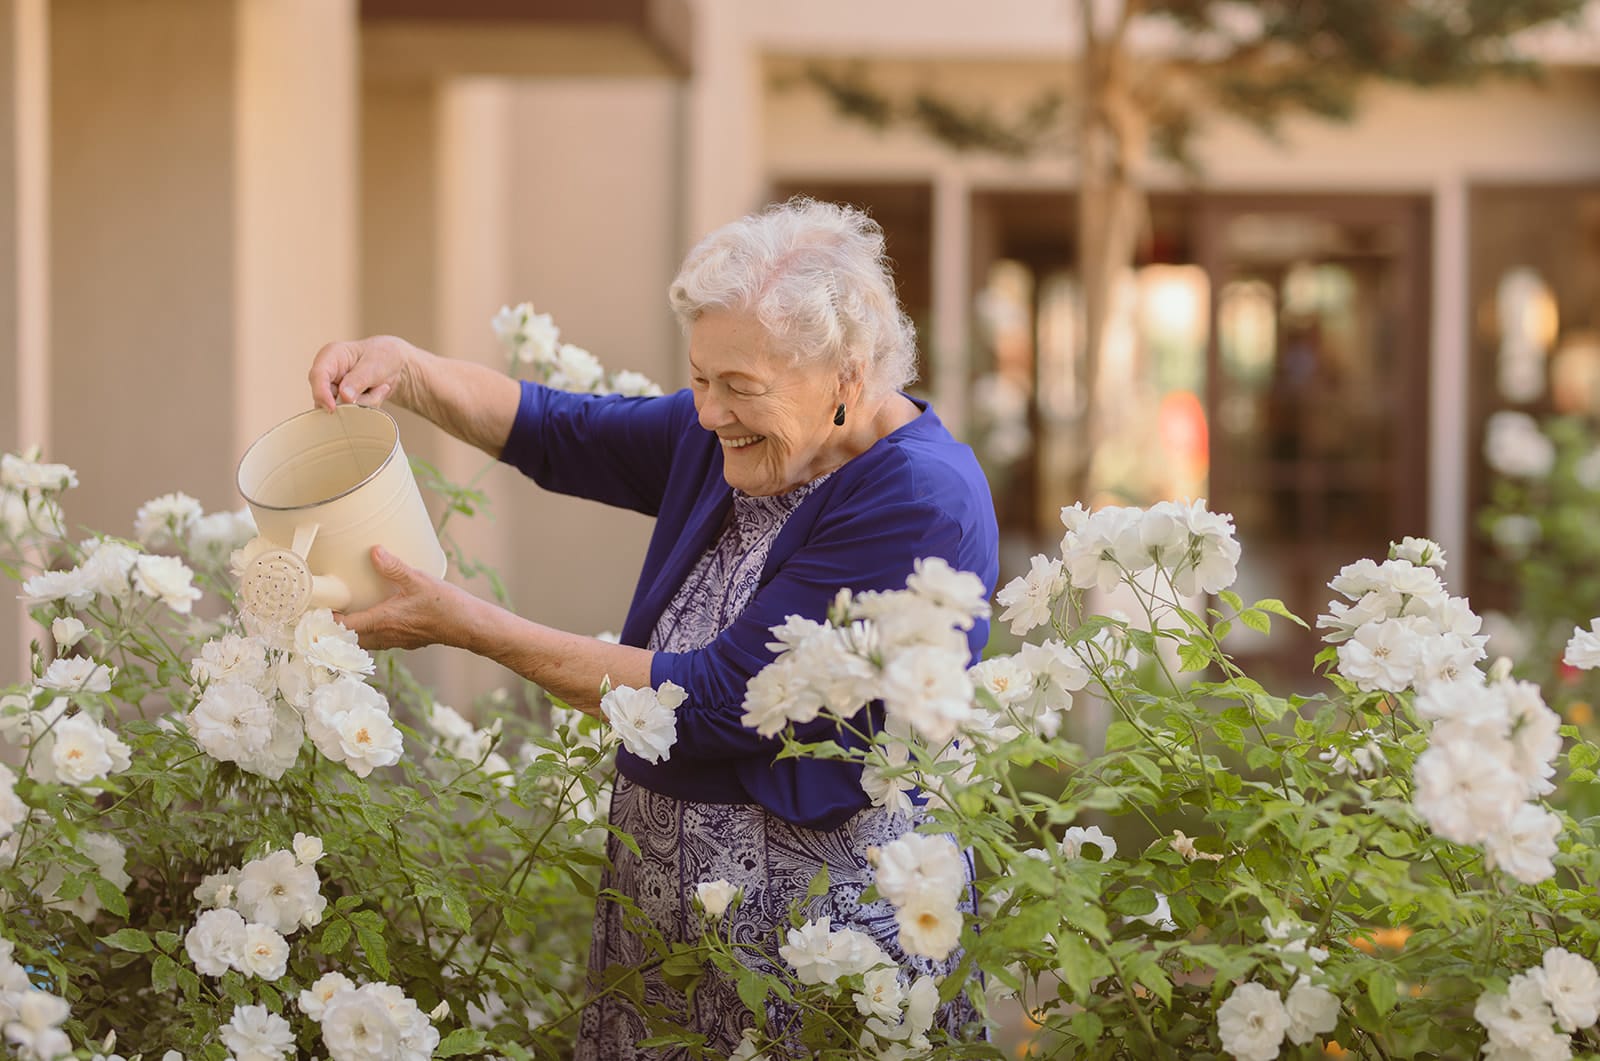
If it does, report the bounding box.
[575,479,981,1059]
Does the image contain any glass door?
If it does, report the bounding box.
[1197,196,1432,677]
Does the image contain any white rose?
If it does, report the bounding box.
[50,617,87,651]
[293,832,325,866]
[695,879,740,919]
[133,491,203,548]
[38,656,114,694]
[1537,947,1600,1031]
[1216,981,1288,1061]
[238,922,289,981]
[132,554,203,613]
[235,849,325,936]
[221,1003,295,1061]
[299,971,356,1021]
[600,683,680,764]
[1284,978,1340,1045]
[333,702,403,777]
[185,908,247,977]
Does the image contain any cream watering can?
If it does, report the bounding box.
[235,404,446,625]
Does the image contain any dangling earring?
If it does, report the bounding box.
[833,403,846,427]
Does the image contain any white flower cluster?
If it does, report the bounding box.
[185,839,327,982]
[873,832,967,960]
[1,934,73,1060]
[132,490,256,563]
[778,916,893,986]
[599,680,686,764]
[1485,411,1556,479]
[0,829,130,922]
[299,972,440,1061]
[492,302,663,397]
[992,501,1240,639]
[775,914,942,1055]
[1057,499,1242,599]
[21,535,201,615]
[1319,540,1487,695]
[0,694,130,790]
[185,610,401,780]
[743,557,991,747]
[1412,675,1564,883]
[1562,619,1600,671]
[0,449,72,541]
[1216,979,1340,1061]
[220,1004,294,1061]
[1474,947,1600,1058]
[426,702,513,782]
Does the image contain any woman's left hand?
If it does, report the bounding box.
[337,545,478,652]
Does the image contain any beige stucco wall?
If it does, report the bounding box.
[48,0,358,528]
[501,77,684,645]
[359,74,683,708]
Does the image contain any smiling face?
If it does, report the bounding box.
[688,309,853,496]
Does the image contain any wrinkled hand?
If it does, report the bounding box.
[336,546,474,652]
[308,335,420,413]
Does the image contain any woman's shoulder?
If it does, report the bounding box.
[844,403,985,494]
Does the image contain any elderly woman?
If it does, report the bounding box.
[308,199,998,1055]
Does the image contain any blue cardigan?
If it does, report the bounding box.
[499,382,999,831]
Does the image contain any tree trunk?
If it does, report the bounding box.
[1074,0,1147,507]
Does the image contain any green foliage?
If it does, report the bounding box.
[797,0,1588,168]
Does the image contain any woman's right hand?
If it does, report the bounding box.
[308,335,425,413]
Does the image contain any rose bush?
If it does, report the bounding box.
[0,307,1596,1059]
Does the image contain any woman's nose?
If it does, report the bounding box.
[697,392,732,431]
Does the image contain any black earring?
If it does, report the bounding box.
[833,403,846,427]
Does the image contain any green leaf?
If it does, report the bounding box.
[1238,608,1271,635]
[1178,641,1212,672]
[94,877,130,919]
[1123,754,1163,788]
[1252,597,1309,628]
[1218,590,1244,613]
[1366,969,1399,1015]
[1055,932,1112,1002]
[353,920,390,979]
[100,928,152,953]
[1068,1008,1103,1046]
[1570,742,1599,771]
[736,968,769,1019]
[805,863,831,899]
[436,1029,490,1057]
[319,918,352,955]
[151,954,178,993]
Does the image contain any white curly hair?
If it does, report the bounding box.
[668,197,920,397]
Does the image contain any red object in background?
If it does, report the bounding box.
[1158,390,1211,486]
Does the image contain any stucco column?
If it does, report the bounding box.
[684,0,763,244]
[49,0,357,536]
[0,0,48,685]
[429,79,519,708]
[931,168,972,437]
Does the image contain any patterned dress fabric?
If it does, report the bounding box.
[576,480,981,1059]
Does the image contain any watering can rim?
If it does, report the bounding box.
[236,403,402,514]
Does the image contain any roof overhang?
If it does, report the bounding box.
[360,0,693,80]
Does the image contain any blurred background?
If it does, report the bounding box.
[3,0,1600,706]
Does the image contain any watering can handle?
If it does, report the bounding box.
[290,524,353,613]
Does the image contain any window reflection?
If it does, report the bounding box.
[1496,266,1560,403]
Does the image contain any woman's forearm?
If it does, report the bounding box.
[455,593,655,717]
[402,348,524,460]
